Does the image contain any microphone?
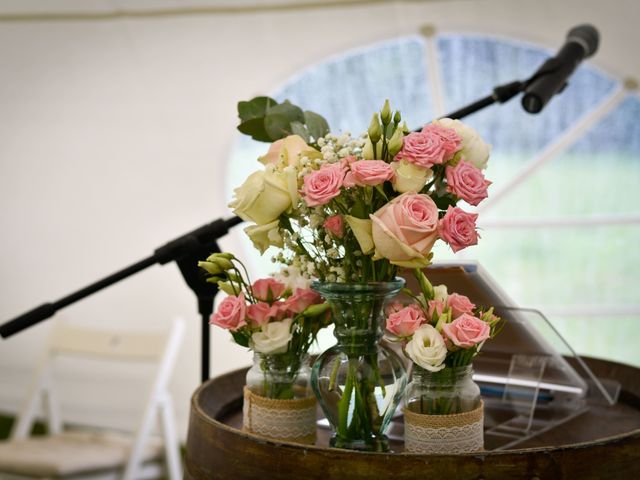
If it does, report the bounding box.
[522,24,599,114]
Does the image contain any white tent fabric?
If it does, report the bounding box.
[0,0,638,439]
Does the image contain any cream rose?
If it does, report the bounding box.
[345,215,374,254]
[244,220,283,254]
[434,118,491,170]
[405,324,447,372]
[259,134,317,169]
[370,193,439,268]
[391,159,433,193]
[229,166,297,225]
[251,318,293,354]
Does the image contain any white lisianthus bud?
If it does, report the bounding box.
[405,324,447,372]
[251,318,293,354]
[391,160,433,193]
[433,284,449,302]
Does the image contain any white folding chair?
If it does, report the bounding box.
[0,317,185,480]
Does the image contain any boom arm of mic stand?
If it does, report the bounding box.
[1,215,243,383]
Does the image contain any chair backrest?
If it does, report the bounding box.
[9,317,185,480]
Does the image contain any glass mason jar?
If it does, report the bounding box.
[310,279,408,452]
[245,352,312,400]
[405,364,481,415]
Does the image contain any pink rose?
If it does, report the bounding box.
[427,299,446,320]
[246,302,279,327]
[442,313,490,348]
[301,163,345,207]
[445,160,491,206]
[252,278,286,302]
[210,293,246,331]
[395,131,447,168]
[439,206,480,253]
[421,124,462,161]
[447,293,475,318]
[370,193,440,268]
[324,215,345,238]
[344,160,395,187]
[386,305,426,337]
[284,288,322,314]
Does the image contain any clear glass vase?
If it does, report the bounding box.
[245,352,312,400]
[405,364,481,415]
[310,279,408,452]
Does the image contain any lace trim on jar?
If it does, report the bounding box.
[403,401,484,454]
[242,386,317,445]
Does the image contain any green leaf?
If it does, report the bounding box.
[268,100,305,124]
[290,121,311,142]
[433,194,457,211]
[237,118,272,142]
[264,113,293,140]
[237,96,277,122]
[304,110,330,140]
[231,330,250,348]
[349,197,368,219]
[374,184,388,201]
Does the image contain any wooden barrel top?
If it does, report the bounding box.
[184,357,640,479]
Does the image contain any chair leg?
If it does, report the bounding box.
[158,394,182,480]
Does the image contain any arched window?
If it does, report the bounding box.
[227,32,640,366]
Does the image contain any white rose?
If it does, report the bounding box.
[433,284,449,302]
[435,118,491,170]
[229,166,297,225]
[405,324,447,372]
[251,318,293,354]
[391,159,433,193]
[244,220,283,254]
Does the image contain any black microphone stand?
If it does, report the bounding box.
[0,216,243,383]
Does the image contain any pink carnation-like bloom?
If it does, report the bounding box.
[246,302,280,327]
[386,305,426,337]
[252,278,286,302]
[395,131,447,168]
[439,206,480,253]
[210,293,247,331]
[343,160,395,187]
[421,124,462,161]
[284,288,322,314]
[301,163,345,207]
[324,215,345,238]
[427,299,446,320]
[447,293,475,318]
[442,313,490,348]
[445,160,491,206]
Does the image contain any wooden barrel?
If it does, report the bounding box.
[184,357,640,479]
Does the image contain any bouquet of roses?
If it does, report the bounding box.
[199,252,329,399]
[386,270,502,372]
[229,97,492,284]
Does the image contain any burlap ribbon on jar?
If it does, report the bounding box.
[403,401,484,454]
[242,386,317,445]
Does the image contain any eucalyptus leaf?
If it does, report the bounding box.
[304,111,330,140]
[264,113,293,140]
[237,117,271,142]
[268,100,305,123]
[237,96,277,122]
[290,121,311,142]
